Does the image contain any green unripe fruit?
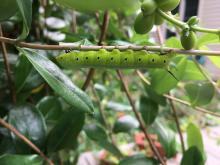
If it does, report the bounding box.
[187,16,199,26]
[134,12,154,34]
[141,0,157,16]
[0,0,18,21]
[155,0,180,12]
[154,12,164,25]
[181,30,197,50]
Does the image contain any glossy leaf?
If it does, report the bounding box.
[150,56,187,94]
[119,154,158,165]
[15,55,33,93]
[182,61,206,81]
[36,96,63,123]
[181,146,204,165]
[46,109,85,153]
[113,115,139,133]
[84,124,122,157]
[139,95,158,125]
[8,104,46,153]
[16,0,32,39]
[0,154,42,165]
[185,81,215,106]
[144,85,167,106]
[0,0,18,21]
[186,123,205,159]
[150,121,177,158]
[20,48,94,113]
[197,34,220,48]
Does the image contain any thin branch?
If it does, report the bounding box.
[91,84,119,155]
[168,97,185,153]
[81,11,110,91]
[0,118,54,165]
[0,36,220,56]
[98,11,110,45]
[0,25,16,103]
[158,9,220,34]
[155,26,185,153]
[136,70,220,118]
[116,70,166,165]
[82,68,95,91]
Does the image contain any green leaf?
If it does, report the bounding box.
[150,120,177,158]
[182,61,206,81]
[46,109,85,153]
[54,0,138,12]
[36,96,63,124]
[150,56,187,94]
[185,81,215,106]
[0,154,42,165]
[8,104,46,153]
[119,154,158,165]
[113,115,139,133]
[0,0,18,22]
[16,0,32,39]
[197,34,220,48]
[139,95,158,125]
[208,56,220,69]
[186,123,205,159]
[15,55,43,94]
[19,48,94,113]
[144,85,166,106]
[15,55,33,92]
[181,146,204,165]
[84,124,122,157]
[165,37,182,49]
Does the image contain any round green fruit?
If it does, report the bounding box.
[0,0,18,21]
[141,0,157,16]
[180,30,197,50]
[156,0,180,12]
[134,12,154,34]
[154,12,164,25]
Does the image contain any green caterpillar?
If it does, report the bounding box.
[56,49,173,69]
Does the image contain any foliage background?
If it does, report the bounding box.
[0,0,220,164]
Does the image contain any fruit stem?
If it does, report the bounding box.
[157,9,187,29]
[158,9,220,34]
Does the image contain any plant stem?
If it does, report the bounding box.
[81,11,110,91]
[157,9,187,29]
[0,25,16,103]
[158,9,220,34]
[168,97,185,153]
[1,36,220,56]
[0,118,54,165]
[116,70,166,165]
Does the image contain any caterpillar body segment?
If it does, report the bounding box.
[56,49,172,69]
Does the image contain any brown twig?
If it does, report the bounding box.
[156,26,185,153]
[71,11,77,33]
[0,36,220,56]
[0,25,16,103]
[98,11,110,45]
[168,97,185,153]
[81,11,110,91]
[91,84,119,154]
[0,118,54,165]
[82,68,96,91]
[116,70,166,165]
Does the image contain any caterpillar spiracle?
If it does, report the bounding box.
[56,49,173,69]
